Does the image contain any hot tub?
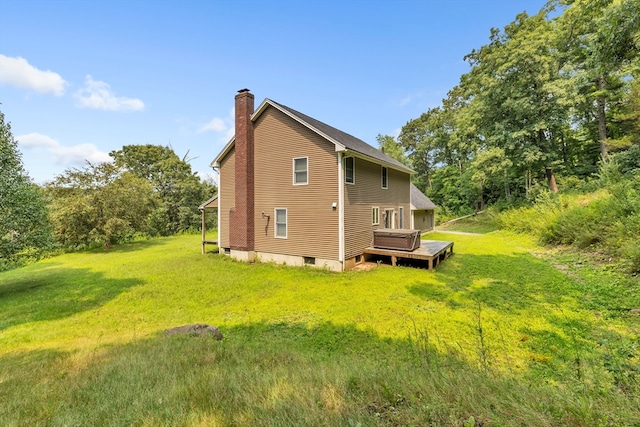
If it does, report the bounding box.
[373,229,421,251]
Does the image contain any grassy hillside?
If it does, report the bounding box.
[1,233,638,426]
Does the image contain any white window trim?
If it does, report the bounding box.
[399,206,404,229]
[372,207,380,225]
[381,166,388,189]
[274,208,287,239]
[344,156,355,185]
[292,157,308,186]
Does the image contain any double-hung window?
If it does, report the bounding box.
[293,157,308,185]
[381,166,388,189]
[275,208,287,238]
[344,157,355,184]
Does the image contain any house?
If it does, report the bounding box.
[410,183,437,232]
[211,89,436,272]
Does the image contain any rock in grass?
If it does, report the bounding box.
[164,324,223,340]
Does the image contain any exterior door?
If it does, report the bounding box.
[384,209,395,229]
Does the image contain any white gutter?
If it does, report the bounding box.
[216,167,221,251]
[337,152,345,266]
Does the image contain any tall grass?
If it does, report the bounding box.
[498,174,640,274]
[1,234,639,426]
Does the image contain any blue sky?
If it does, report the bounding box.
[1,0,546,184]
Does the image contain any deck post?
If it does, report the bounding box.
[201,209,206,254]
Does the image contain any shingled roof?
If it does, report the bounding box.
[268,100,413,173]
[212,98,413,174]
[410,183,437,210]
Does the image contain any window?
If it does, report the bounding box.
[399,207,404,229]
[344,157,354,184]
[381,166,388,189]
[275,208,287,238]
[293,157,308,185]
[372,207,380,225]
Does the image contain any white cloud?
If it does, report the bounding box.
[198,107,235,141]
[397,91,424,107]
[0,54,67,96]
[198,117,226,133]
[17,132,111,166]
[74,75,144,112]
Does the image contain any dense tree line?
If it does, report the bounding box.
[46,144,217,248]
[2,109,216,266]
[380,0,640,215]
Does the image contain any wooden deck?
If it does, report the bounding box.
[363,240,454,270]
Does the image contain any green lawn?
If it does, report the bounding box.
[437,212,501,234]
[1,233,638,426]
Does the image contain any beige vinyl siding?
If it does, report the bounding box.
[253,107,340,260]
[344,158,411,259]
[413,209,435,232]
[218,147,235,249]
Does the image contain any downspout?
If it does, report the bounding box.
[337,152,345,267]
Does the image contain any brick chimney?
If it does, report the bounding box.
[229,88,255,252]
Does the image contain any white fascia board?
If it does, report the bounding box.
[238,98,412,175]
[257,99,347,152]
[211,136,236,168]
[342,150,415,175]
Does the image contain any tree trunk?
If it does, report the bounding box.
[545,167,558,193]
[596,74,608,159]
[504,171,511,202]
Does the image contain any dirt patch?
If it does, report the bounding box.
[351,262,379,272]
[165,324,223,340]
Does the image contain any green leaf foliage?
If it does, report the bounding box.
[46,163,156,248]
[0,110,53,265]
[46,144,217,248]
[399,0,639,215]
[110,144,216,235]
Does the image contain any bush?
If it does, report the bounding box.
[498,171,640,274]
[542,204,603,247]
[497,191,562,236]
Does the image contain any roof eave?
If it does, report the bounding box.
[211,97,415,175]
[198,194,219,210]
[211,136,236,168]
[258,99,347,151]
[343,149,414,174]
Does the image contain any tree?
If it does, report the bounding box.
[376,134,407,165]
[462,10,570,193]
[46,162,156,248]
[110,144,216,235]
[0,110,53,264]
[555,0,640,159]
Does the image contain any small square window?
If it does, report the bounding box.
[293,157,308,185]
[275,208,287,238]
[381,166,388,189]
[344,157,354,184]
